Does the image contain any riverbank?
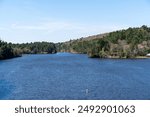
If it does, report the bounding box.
[107,56,149,59]
[0,54,22,60]
[67,51,150,59]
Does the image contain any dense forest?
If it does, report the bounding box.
[0,40,21,60]
[57,25,150,58]
[11,42,57,54]
[0,41,57,60]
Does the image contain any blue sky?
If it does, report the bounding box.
[0,0,150,43]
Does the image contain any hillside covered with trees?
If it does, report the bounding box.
[57,25,150,58]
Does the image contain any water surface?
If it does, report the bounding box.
[0,53,150,100]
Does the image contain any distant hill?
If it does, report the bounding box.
[56,25,150,58]
[79,33,108,41]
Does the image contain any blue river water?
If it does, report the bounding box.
[0,53,150,100]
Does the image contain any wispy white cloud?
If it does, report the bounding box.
[10,21,128,34]
[0,27,7,31]
[0,27,5,30]
[10,21,79,32]
[11,23,47,30]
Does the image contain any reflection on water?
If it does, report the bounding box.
[0,53,150,100]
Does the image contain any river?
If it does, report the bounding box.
[0,53,150,100]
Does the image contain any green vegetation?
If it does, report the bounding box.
[12,42,57,54]
[57,25,150,58]
[0,40,21,60]
[1,25,150,60]
[0,40,57,60]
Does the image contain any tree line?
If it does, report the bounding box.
[12,42,57,54]
[0,41,57,60]
[0,40,21,59]
[1,25,150,60]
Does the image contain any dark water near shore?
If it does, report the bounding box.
[0,53,150,100]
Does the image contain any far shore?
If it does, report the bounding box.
[63,51,150,59]
[1,52,150,60]
[107,56,149,59]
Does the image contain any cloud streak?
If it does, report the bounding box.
[10,21,128,33]
[11,21,76,29]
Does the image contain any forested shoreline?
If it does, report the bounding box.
[1,25,150,60]
[57,25,150,58]
[0,40,21,60]
[11,42,57,54]
[0,41,57,60]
